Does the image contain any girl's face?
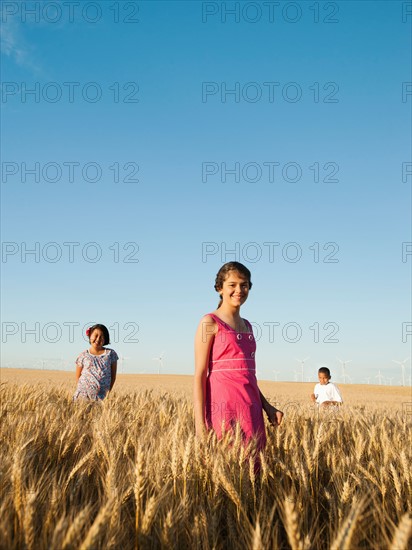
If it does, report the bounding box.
[219,271,250,307]
[318,372,330,385]
[89,328,105,349]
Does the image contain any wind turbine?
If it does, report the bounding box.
[363,377,371,385]
[40,358,53,370]
[387,377,393,386]
[152,352,165,375]
[272,370,279,381]
[61,356,72,370]
[293,369,299,382]
[295,357,309,383]
[337,357,352,384]
[118,355,130,374]
[375,370,384,385]
[392,358,410,387]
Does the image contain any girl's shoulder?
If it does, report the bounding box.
[75,350,90,365]
[203,313,231,331]
[203,312,218,321]
[198,313,220,328]
[203,311,219,318]
[106,348,119,359]
[199,313,219,329]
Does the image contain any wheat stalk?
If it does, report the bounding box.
[182,433,193,499]
[218,469,242,514]
[389,463,403,498]
[134,445,144,534]
[79,498,113,550]
[170,422,179,495]
[61,505,92,549]
[22,489,36,550]
[341,480,352,504]
[252,517,263,550]
[390,513,412,550]
[330,499,363,550]
[64,450,94,491]
[161,509,173,547]
[141,495,157,535]
[283,498,303,550]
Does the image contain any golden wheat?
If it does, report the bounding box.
[0,382,411,549]
[390,513,412,550]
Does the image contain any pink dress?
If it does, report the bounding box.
[205,313,266,450]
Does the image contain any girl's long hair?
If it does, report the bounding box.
[214,262,252,308]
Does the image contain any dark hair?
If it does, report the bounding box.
[88,324,110,346]
[318,367,331,378]
[214,262,252,309]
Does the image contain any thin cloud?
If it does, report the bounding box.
[1,19,45,76]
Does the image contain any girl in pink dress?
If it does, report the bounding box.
[194,262,283,451]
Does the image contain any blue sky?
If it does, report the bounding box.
[1,0,411,386]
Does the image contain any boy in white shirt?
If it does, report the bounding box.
[310,367,343,407]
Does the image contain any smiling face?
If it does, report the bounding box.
[318,372,331,385]
[218,270,250,308]
[89,328,105,350]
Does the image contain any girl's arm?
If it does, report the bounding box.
[193,316,216,438]
[110,361,117,390]
[259,390,284,426]
[75,365,83,383]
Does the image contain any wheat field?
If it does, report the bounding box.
[1,369,411,549]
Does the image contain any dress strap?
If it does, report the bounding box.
[207,313,229,328]
[207,313,252,333]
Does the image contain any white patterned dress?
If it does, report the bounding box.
[73,348,118,400]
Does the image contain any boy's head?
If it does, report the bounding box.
[318,367,331,385]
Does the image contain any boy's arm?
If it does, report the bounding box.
[328,383,343,403]
[311,383,319,403]
[333,384,343,403]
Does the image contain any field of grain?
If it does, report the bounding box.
[1,369,411,549]
[2,368,410,408]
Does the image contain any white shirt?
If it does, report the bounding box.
[313,382,343,404]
